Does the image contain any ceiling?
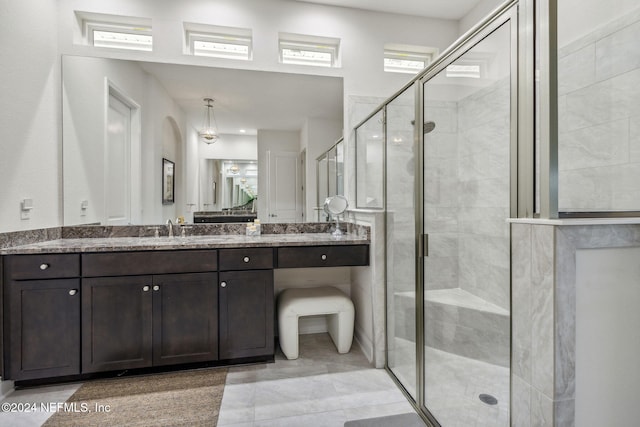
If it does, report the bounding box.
[292,0,484,20]
[140,62,343,136]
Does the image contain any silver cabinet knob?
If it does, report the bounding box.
[143,285,150,292]
[40,263,50,270]
[321,254,327,260]
[243,256,250,263]
[69,289,77,296]
[153,285,160,291]
[220,281,227,288]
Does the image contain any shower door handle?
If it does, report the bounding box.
[420,233,429,257]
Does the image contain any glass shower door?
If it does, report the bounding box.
[422,21,512,426]
[385,85,417,398]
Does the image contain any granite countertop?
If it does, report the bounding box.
[0,233,368,255]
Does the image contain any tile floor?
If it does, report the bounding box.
[0,333,417,427]
[389,337,509,427]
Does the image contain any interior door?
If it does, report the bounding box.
[105,93,132,225]
[267,151,301,222]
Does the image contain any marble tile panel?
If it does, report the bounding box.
[457,177,510,209]
[559,118,630,170]
[530,225,555,400]
[427,233,458,258]
[595,20,640,82]
[558,43,596,95]
[511,375,531,427]
[424,256,458,290]
[565,68,640,131]
[425,132,458,159]
[610,163,640,210]
[558,167,614,211]
[530,387,554,427]
[511,224,532,383]
[458,144,510,183]
[630,115,640,163]
[424,207,459,233]
[424,102,458,133]
[458,260,510,312]
[457,115,510,158]
[424,178,459,208]
[555,399,575,427]
[458,207,510,238]
[457,78,510,131]
[554,230,577,401]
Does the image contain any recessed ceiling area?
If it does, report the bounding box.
[291,0,484,20]
[139,62,344,136]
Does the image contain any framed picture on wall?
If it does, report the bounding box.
[162,158,175,204]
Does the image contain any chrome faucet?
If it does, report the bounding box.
[166,219,174,237]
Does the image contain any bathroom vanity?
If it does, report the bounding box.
[0,229,369,383]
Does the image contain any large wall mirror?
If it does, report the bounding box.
[62,55,343,226]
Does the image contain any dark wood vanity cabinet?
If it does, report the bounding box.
[3,254,81,380]
[2,242,368,381]
[82,272,218,373]
[219,270,274,359]
[277,244,369,268]
[218,248,274,360]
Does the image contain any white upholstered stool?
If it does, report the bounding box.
[277,286,355,360]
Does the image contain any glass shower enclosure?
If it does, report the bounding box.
[356,3,517,425]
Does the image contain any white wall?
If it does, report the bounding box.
[62,57,186,225]
[198,134,257,160]
[575,247,640,427]
[458,0,506,36]
[558,0,640,45]
[256,129,300,222]
[0,0,60,232]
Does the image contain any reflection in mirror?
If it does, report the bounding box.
[316,138,345,221]
[195,159,258,223]
[61,55,343,226]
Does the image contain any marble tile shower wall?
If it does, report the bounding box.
[558,7,640,211]
[456,78,511,310]
[424,79,511,310]
[386,95,417,294]
[424,100,460,292]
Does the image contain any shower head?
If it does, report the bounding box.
[424,121,436,134]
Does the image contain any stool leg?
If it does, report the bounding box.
[278,315,300,359]
[327,310,354,354]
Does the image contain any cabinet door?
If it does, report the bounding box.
[152,272,218,365]
[82,276,152,373]
[7,279,80,380]
[219,270,274,359]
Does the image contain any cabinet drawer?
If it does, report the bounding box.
[4,254,80,280]
[82,250,217,277]
[219,248,274,271]
[277,245,369,268]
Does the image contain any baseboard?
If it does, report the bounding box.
[0,378,15,401]
[354,324,373,363]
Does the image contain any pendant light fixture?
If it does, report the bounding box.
[199,97,219,143]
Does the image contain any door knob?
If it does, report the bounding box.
[221,281,227,288]
[40,263,50,270]
[243,256,250,263]
[153,285,160,291]
[143,285,150,292]
[68,289,77,296]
